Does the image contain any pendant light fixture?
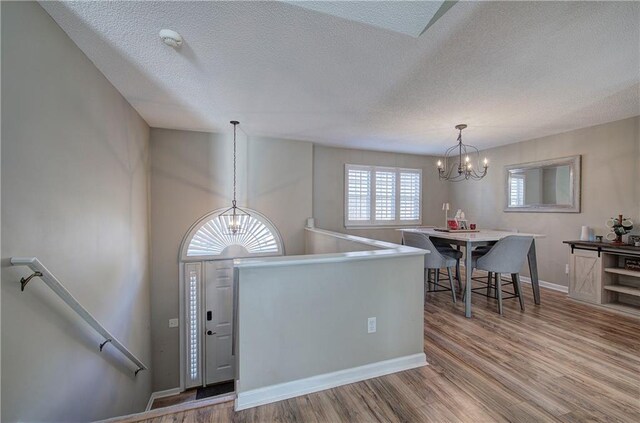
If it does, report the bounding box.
[220,120,250,235]
[437,124,488,181]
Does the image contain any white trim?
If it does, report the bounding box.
[471,269,568,293]
[145,388,181,411]
[235,352,427,411]
[519,275,568,293]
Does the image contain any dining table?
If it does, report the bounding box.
[399,228,546,318]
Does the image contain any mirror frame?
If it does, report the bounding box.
[504,155,581,213]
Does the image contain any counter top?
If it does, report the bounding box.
[563,240,640,254]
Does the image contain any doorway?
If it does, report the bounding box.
[178,208,284,391]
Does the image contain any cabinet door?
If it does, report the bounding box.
[569,249,601,303]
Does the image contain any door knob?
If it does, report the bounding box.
[207,330,216,335]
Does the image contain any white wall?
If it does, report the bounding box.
[149,128,313,390]
[305,228,385,254]
[1,2,151,421]
[450,116,639,286]
[313,145,448,244]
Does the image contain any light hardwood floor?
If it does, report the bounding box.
[134,285,640,422]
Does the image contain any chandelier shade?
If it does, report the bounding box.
[437,124,488,182]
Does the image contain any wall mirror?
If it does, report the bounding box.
[505,155,581,213]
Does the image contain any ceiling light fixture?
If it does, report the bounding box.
[437,124,488,182]
[220,121,250,235]
[159,29,183,48]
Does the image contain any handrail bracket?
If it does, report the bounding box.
[135,368,143,376]
[21,271,42,291]
[99,339,112,352]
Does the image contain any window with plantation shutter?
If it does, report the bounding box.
[400,171,421,221]
[346,166,372,221]
[345,164,421,227]
[509,174,525,206]
[375,171,396,221]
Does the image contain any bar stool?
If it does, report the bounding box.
[471,236,533,314]
[403,232,459,303]
[473,228,519,296]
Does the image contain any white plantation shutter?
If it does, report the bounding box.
[345,164,421,226]
[510,175,525,206]
[375,171,396,221]
[399,171,421,221]
[346,167,371,221]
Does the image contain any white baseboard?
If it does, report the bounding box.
[235,352,427,411]
[519,275,568,293]
[145,387,181,411]
[471,269,568,293]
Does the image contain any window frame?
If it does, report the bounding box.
[344,164,422,228]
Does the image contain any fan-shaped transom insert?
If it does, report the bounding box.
[181,208,284,260]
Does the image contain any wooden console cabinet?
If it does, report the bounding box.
[564,240,640,316]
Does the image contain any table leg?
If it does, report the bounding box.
[527,239,541,305]
[465,240,472,318]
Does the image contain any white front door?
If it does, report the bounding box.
[204,260,235,385]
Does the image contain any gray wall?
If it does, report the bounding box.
[450,116,640,286]
[149,128,313,390]
[236,253,424,393]
[313,145,449,244]
[1,2,151,421]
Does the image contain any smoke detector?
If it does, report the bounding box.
[159,29,183,48]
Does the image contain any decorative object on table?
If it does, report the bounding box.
[580,226,591,241]
[453,209,468,229]
[470,223,477,230]
[628,235,640,246]
[605,214,633,244]
[442,202,450,227]
[595,235,603,242]
[220,120,251,234]
[436,124,488,182]
[447,219,459,230]
[624,258,640,271]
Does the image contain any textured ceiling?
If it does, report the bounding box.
[40,1,639,155]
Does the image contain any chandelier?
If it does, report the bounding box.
[437,124,488,181]
[220,121,250,234]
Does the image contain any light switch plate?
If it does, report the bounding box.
[169,318,179,328]
[367,317,376,333]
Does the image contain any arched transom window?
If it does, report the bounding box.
[180,208,284,261]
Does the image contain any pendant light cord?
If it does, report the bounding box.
[232,121,238,208]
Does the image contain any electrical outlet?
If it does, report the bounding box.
[367,317,376,333]
[565,264,569,274]
[169,318,179,328]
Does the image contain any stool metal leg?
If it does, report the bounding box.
[514,273,525,311]
[447,266,457,303]
[496,272,503,315]
[486,271,493,297]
